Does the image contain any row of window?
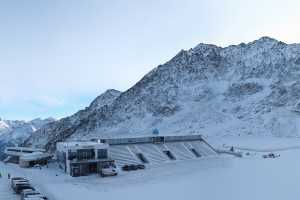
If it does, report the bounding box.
[6,149,34,153]
[68,149,108,161]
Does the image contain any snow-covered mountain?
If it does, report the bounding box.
[27,37,300,150]
[0,118,55,142]
[25,89,122,149]
[0,117,55,158]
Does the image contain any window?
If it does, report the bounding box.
[152,136,164,144]
[77,149,95,160]
[22,150,34,153]
[136,153,149,163]
[7,149,21,152]
[163,150,176,160]
[68,151,77,160]
[97,149,108,159]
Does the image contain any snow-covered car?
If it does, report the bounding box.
[14,184,35,194]
[20,189,36,196]
[100,166,118,177]
[24,197,46,200]
[23,194,48,200]
[12,180,30,189]
[11,177,28,187]
[21,190,42,200]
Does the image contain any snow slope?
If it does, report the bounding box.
[28,37,300,150]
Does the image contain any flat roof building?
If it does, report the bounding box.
[4,147,52,168]
[56,141,114,177]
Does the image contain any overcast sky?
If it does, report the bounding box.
[1,0,300,120]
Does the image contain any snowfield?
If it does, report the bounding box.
[2,136,300,200]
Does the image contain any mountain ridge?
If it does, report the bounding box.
[0,117,55,159]
[27,36,300,150]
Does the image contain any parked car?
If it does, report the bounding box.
[23,194,48,200]
[262,153,280,159]
[12,180,29,188]
[136,164,146,170]
[122,164,141,171]
[122,164,131,171]
[100,165,118,177]
[11,177,28,187]
[21,190,41,200]
[14,184,35,194]
[21,188,36,195]
[24,197,46,200]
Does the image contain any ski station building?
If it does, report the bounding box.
[56,134,218,176]
[56,141,115,177]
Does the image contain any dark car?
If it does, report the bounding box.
[11,177,27,187]
[14,184,35,194]
[136,164,146,170]
[262,153,280,159]
[122,165,130,171]
[130,164,139,171]
[122,164,142,171]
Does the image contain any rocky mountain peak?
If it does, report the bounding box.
[248,36,284,49]
[26,37,300,151]
[89,89,121,111]
[256,36,279,43]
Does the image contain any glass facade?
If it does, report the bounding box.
[77,149,95,160]
[97,149,108,159]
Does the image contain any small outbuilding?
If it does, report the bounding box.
[19,152,53,168]
[4,147,52,168]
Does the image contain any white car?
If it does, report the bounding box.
[100,166,118,177]
[21,190,41,200]
[24,197,45,200]
[24,194,48,200]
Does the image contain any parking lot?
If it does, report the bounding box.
[0,174,18,200]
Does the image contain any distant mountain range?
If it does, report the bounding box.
[0,118,55,158]
[19,36,300,151]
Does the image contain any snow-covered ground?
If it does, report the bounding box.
[2,136,300,200]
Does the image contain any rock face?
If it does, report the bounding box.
[28,37,300,150]
[0,117,55,159]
